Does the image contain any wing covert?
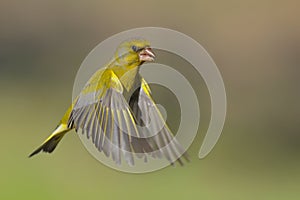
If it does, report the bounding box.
[68,69,188,166]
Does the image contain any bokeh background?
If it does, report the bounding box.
[1,1,299,199]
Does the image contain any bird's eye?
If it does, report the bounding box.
[131,45,138,52]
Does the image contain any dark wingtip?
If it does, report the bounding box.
[174,152,190,166]
[183,152,190,163]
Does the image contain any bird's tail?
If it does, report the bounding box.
[29,124,70,157]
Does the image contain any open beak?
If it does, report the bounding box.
[139,47,155,62]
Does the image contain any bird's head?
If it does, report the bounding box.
[114,39,155,69]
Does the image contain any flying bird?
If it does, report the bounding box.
[29,39,188,166]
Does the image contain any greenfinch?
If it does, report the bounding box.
[30,39,188,166]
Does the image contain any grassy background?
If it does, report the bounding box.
[1,1,299,199]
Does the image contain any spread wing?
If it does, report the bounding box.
[129,78,189,165]
[68,69,188,166]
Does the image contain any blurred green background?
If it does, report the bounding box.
[1,1,299,199]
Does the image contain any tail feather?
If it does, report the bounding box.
[29,124,70,157]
